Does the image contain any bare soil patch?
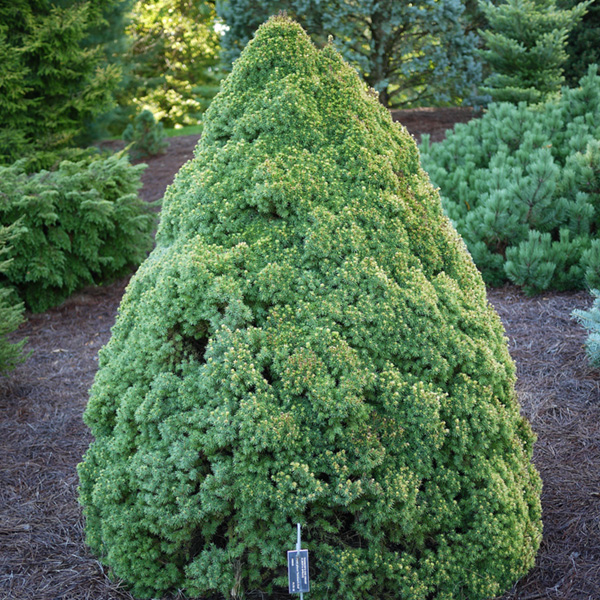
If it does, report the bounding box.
[1,108,599,600]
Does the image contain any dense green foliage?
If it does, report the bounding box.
[0,0,126,169]
[77,0,136,141]
[572,289,600,366]
[0,153,155,312]
[563,0,600,84]
[420,66,600,294]
[478,0,588,104]
[79,18,541,600]
[0,223,29,375]
[119,0,221,128]
[123,110,168,159]
[217,0,482,107]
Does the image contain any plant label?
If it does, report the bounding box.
[287,549,310,594]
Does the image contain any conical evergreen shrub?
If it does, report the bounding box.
[78,17,542,600]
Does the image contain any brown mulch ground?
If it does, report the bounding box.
[1,108,599,600]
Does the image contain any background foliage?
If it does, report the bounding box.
[477,0,589,104]
[117,0,221,129]
[421,65,600,294]
[0,0,127,169]
[0,222,29,375]
[563,0,600,85]
[0,153,155,312]
[79,18,541,600]
[572,288,600,365]
[217,0,483,107]
[123,109,169,159]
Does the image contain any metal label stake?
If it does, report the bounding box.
[287,523,310,596]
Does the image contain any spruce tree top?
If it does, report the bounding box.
[158,16,482,290]
[79,17,542,600]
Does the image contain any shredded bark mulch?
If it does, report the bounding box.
[1,108,599,600]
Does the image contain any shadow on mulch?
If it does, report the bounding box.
[2,108,599,600]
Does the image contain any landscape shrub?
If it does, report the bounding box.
[0,222,28,375]
[0,152,155,313]
[420,65,600,294]
[78,17,542,600]
[123,109,168,159]
[572,289,600,366]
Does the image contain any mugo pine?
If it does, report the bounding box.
[78,17,542,600]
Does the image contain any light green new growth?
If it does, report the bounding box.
[79,17,542,600]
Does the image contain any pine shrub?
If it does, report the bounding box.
[78,18,542,600]
[420,65,600,294]
[0,152,155,312]
[573,289,600,365]
[0,222,29,375]
[123,110,168,159]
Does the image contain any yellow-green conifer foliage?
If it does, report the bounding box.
[78,17,542,600]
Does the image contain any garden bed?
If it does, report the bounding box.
[1,108,598,600]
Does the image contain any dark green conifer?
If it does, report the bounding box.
[478,0,589,104]
[123,109,168,159]
[0,153,154,312]
[420,66,600,294]
[78,17,542,600]
[563,0,600,85]
[217,0,482,107]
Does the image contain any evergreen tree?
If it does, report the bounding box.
[0,153,155,312]
[123,109,168,159]
[79,17,542,600]
[217,0,482,107]
[0,0,123,168]
[478,0,589,104]
[77,0,136,140]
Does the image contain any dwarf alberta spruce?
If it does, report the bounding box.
[78,17,542,600]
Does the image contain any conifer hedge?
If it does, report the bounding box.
[78,18,542,600]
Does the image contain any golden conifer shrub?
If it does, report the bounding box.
[78,17,542,600]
